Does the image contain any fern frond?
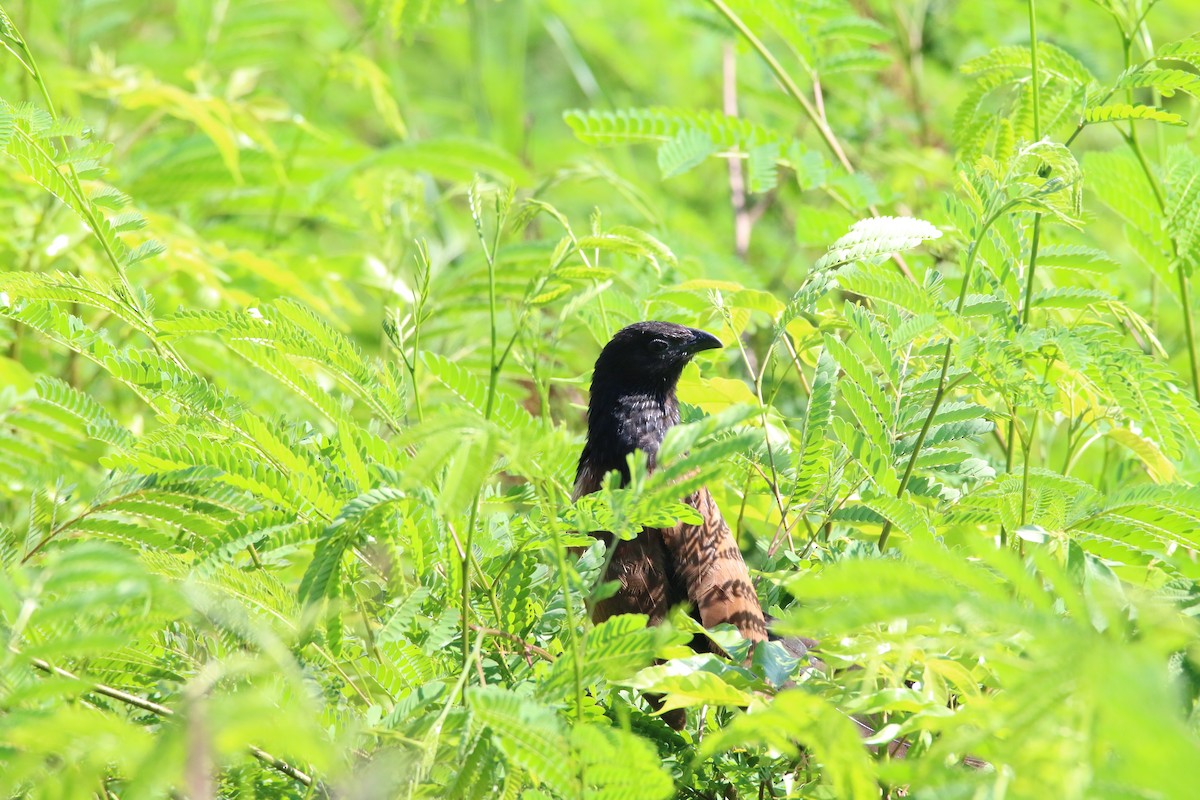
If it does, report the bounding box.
[422,352,534,433]
[837,263,939,316]
[297,487,406,606]
[793,348,838,501]
[824,333,894,447]
[1084,103,1185,126]
[0,271,156,340]
[815,216,942,271]
[564,107,789,189]
[28,376,133,448]
[960,44,1095,86]
[1155,34,1200,69]
[563,107,779,148]
[1032,287,1114,309]
[1115,67,1200,98]
[1037,245,1119,274]
[861,494,933,539]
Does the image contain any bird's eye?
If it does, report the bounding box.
[649,339,669,353]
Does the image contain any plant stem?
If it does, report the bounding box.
[1177,265,1200,401]
[1018,416,1038,526]
[555,530,588,723]
[1125,131,1200,400]
[879,206,1009,549]
[1021,0,1043,327]
[1020,216,1044,327]
[705,0,915,281]
[1028,0,1041,141]
[1007,1,1046,540]
[705,0,851,173]
[460,188,511,671]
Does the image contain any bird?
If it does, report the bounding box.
[572,321,769,654]
[570,322,988,767]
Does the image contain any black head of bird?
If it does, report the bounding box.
[591,321,723,393]
[581,321,723,483]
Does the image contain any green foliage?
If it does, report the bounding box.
[564,108,791,192]
[1,0,1200,798]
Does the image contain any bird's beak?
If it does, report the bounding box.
[683,328,723,354]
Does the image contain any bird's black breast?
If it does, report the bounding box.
[579,389,679,484]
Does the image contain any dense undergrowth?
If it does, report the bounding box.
[2,0,1200,798]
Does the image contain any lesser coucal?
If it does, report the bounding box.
[572,321,769,647]
[571,322,986,767]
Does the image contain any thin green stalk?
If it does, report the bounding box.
[1018,416,1038,526]
[704,0,852,173]
[1124,130,1200,400]
[1028,0,1041,140]
[1020,0,1044,328]
[1007,213,1044,513]
[460,501,479,670]
[879,206,1011,550]
[479,189,509,418]
[1176,265,1200,401]
[428,631,485,782]
[461,189,510,670]
[705,0,915,281]
[1008,1,1045,541]
[3,20,134,297]
[547,496,587,722]
[1020,216,1044,327]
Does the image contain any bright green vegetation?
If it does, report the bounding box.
[2,1,1200,798]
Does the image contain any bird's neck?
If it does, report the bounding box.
[585,385,680,480]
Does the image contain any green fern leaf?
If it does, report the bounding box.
[836,263,939,316]
[468,686,575,797]
[31,376,133,448]
[843,302,901,384]
[0,271,156,340]
[0,102,12,151]
[794,348,839,500]
[1033,287,1115,308]
[656,127,717,179]
[831,416,899,494]
[747,139,782,193]
[1084,103,1185,126]
[564,107,788,189]
[699,689,878,800]
[815,216,942,271]
[1156,34,1200,68]
[825,333,894,434]
[1115,67,1200,98]
[569,723,674,800]
[1037,245,1119,274]
[377,585,432,644]
[422,352,534,433]
[1164,147,1200,269]
[548,614,668,700]
[820,49,891,74]
[961,43,1095,86]
[298,487,405,605]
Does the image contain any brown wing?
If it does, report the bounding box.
[573,467,759,730]
[589,531,680,627]
[573,460,682,628]
[660,486,767,643]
